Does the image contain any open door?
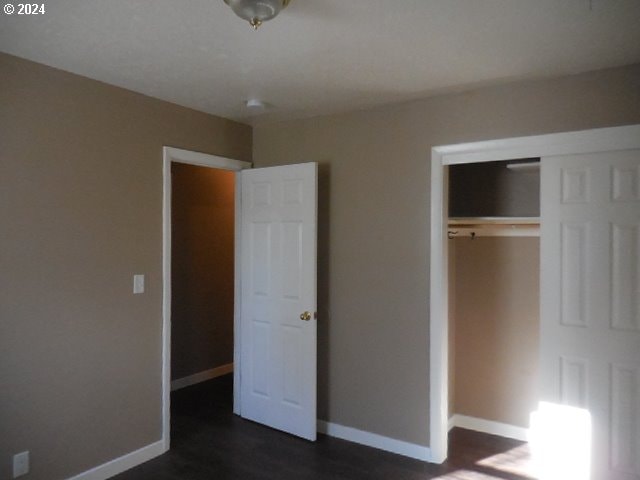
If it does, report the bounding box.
[239,162,317,441]
[538,149,640,479]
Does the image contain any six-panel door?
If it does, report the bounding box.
[239,162,317,441]
[540,150,640,479]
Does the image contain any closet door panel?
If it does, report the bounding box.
[540,150,640,480]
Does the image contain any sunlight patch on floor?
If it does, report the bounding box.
[476,444,536,479]
[434,470,516,479]
[433,443,537,480]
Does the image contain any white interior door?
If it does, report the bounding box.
[539,149,640,479]
[239,162,317,441]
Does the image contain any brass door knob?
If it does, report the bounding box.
[299,311,312,321]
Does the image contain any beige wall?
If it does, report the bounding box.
[171,164,235,381]
[452,237,540,428]
[253,63,640,446]
[0,53,251,480]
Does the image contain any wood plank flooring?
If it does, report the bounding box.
[113,375,535,480]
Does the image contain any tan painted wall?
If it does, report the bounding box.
[171,164,235,381]
[253,63,640,446]
[452,237,540,428]
[0,53,251,480]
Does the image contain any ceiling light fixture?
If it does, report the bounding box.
[223,0,291,30]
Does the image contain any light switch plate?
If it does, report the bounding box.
[133,274,145,294]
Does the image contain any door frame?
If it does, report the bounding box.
[429,124,640,463]
[161,146,252,451]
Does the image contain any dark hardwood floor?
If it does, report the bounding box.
[113,375,534,479]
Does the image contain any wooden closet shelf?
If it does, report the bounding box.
[448,217,540,238]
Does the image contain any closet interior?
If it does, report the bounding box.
[447,158,541,437]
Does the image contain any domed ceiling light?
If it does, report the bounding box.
[223,0,291,30]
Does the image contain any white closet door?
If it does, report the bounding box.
[239,162,317,441]
[539,150,640,479]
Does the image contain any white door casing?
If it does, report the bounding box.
[539,150,640,479]
[239,162,318,441]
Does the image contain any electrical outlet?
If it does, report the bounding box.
[13,451,29,478]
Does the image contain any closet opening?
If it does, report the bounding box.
[430,125,640,477]
[446,158,540,477]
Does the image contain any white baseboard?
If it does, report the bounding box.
[66,440,165,480]
[448,414,529,442]
[317,420,431,462]
[171,363,234,391]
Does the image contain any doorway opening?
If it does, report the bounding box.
[162,147,251,450]
[170,162,235,390]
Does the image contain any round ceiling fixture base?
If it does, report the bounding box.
[223,0,291,29]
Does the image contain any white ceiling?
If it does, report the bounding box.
[1,0,640,125]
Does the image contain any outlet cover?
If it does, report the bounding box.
[13,451,29,478]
